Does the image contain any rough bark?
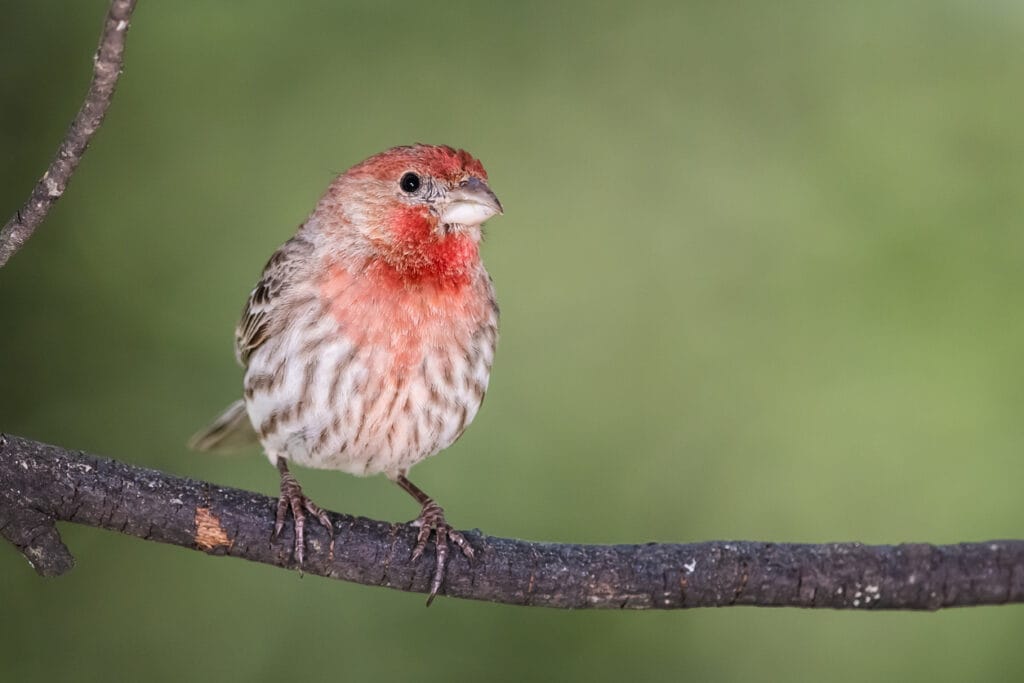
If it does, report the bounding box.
[0,0,137,267]
[3,433,1023,610]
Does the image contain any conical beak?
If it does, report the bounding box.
[440,177,503,227]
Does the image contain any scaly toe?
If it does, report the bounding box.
[288,495,307,568]
[275,479,333,570]
[303,498,334,536]
[447,528,475,561]
[408,504,474,606]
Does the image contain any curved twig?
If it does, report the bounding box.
[2,433,1023,610]
[0,0,137,267]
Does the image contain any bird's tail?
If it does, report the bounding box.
[188,399,259,453]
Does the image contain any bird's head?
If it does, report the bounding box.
[312,144,502,285]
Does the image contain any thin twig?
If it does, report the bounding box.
[0,0,137,268]
[2,433,1023,610]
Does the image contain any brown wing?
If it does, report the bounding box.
[234,235,312,366]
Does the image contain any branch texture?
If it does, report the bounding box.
[0,0,137,267]
[2,433,1023,610]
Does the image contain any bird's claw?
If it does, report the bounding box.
[275,468,333,570]
[411,500,474,605]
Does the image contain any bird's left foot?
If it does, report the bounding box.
[394,473,474,605]
[411,500,475,606]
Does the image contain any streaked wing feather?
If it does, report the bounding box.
[234,236,310,366]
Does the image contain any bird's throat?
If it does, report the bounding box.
[378,205,480,289]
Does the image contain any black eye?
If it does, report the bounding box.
[400,172,421,193]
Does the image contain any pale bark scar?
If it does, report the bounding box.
[194,506,232,551]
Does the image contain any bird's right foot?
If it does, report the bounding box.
[274,459,334,569]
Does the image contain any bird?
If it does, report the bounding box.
[189,144,502,603]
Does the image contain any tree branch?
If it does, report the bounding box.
[0,0,137,268]
[3,433,1023,610]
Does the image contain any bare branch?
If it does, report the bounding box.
[2,433,1023,610]
[0,0,137,268]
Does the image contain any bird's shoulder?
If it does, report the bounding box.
[234,234,314,366]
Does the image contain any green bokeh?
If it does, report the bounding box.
[3,1,1024,681]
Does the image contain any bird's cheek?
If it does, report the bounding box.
[387,204,436,242]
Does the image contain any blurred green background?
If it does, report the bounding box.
[3,1,1024,680]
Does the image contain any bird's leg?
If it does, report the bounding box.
[394,473,475,605]
[274,458,334,569]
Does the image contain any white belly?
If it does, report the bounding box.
[243,315,494,478]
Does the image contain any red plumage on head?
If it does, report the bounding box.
[350,144,488,183]
[315,144,496,288]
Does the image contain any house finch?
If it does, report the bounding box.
[190,144,502,603]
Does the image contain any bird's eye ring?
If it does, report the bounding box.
[399,172,421,193]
